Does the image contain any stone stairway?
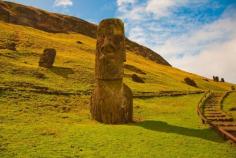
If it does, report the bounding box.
[200,92,236,143]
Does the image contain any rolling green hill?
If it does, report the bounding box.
[0,1,236,158]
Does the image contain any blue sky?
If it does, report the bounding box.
[5,0,236,83]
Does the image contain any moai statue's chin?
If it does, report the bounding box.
[90,18,133,124]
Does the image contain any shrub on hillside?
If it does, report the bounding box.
[229,107,236,111]
[184,77,197,87]
[0,41,17,51]
[76,41,83,44]
[124,64,146,75]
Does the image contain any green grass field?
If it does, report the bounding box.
[223,92,236,119]
[1,92,236,158]
[0,21,236,158]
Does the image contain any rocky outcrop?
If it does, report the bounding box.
[0,1,171,66]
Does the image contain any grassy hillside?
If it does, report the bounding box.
[223,92,236,119]
[0,0,171,66]
[1,21,236,158]
[0,21,234,94]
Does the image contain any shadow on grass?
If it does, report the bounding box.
[136,120,224,143]
[50,66,74,78]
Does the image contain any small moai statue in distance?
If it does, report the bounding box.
[213,76,217,81]
[90,18,133,124]
[213,76,219,82]
[39,48,56,68]
[221,78,225,82]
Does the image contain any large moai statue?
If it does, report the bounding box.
[90,19,133,124]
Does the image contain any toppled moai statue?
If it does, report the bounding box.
[90,19,133,124]
[132,74,145,83]
[39,48,56,68]
[184,77,197,87]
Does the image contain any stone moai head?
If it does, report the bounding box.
[39,48,56,68]
[95,19,126,80]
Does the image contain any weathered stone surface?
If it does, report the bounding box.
[91,80,133,123]
[91,19,133,124]
[131,74,145,83]
[39,48,56,68]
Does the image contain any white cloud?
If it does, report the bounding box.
[171,37,236,83]
[167,11,236,83]
[54,0,73,7]
[117,0,189,20]
[117,0,137,7]
[128,26,147,44]
[146,0,182,18]
[159,13,236,58]
[116,0,236,83]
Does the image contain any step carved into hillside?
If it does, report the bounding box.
[197,92,236,143]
